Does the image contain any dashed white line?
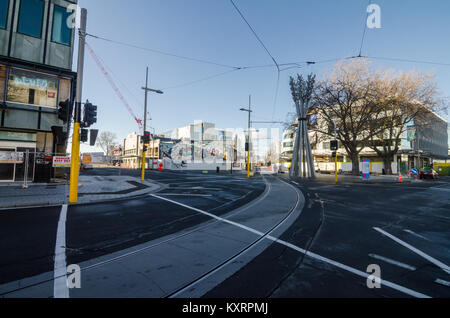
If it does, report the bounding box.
[151,194,430,298]
[374,227,450,275]
[368,254,417,271]
[403,229,430,241]
[53,204,68,298]
[435,279,450,287]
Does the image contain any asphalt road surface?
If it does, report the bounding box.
[0,169,449,298]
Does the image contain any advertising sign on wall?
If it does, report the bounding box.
[53,156,71,167]
[7,68,58,108]
[0,151,24,164]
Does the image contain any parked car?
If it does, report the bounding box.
[81,164,94,170]
[419,168,439,180]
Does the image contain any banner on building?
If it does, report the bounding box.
[407,126,417,142]
[0,151,24,164]
[7,68,58,108]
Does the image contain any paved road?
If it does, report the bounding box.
[0,169,266,295]
[1,169,449,298]
[203,176,450,298]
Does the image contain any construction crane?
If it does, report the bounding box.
[85,41,143,131]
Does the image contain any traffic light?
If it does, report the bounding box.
[80,129,88,143]
[330,140,338,151]
[331,152,337,158]
[83,102,97,128]
[90,129,99,146]
[58,99,73,123]
[143,131,151,143]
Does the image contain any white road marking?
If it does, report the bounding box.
[158,193,213,197]
[435,279,450,287]
[403,229,430,241]
[151,194,430,298]
[53,204,68,298]
[368,254,417,271]
[374,227,450,275]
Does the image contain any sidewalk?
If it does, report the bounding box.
[313,173,422,183]
[0,175,163,209]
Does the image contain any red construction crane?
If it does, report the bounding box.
[85,41,143,131]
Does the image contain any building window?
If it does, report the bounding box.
[7,68,58,108]
[0,0,8,29]
[17,0,44,38]
[52,5,71,45]
[0,65,6,102]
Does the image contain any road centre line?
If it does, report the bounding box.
[368,254,417,271]
[53,204,68,298]
[151,194,430,298]
[374,227,450,275]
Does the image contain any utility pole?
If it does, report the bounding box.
[240,95,252,178]
[141,68,163,181]
[141,67,149,181]
[69,8,87,203]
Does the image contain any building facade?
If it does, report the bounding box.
[161,121,234,163]
[0,0,77,182]
[306,108,449,174]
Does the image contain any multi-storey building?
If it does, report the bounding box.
[0,0,77,182]
[307,107,448,174]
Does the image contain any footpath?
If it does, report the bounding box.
[0,175,162,209]
[313,173,422,183]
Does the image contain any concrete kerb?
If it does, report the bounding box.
[0,176,166,210]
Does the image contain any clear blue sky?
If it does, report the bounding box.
[77,0,450,152]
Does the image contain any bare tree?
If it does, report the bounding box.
[313,59,382,175]
[96,131,117,156]
[368,71,443,174]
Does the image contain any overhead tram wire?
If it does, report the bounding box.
[358,0,372,57]
[229,0,281,122]
[161,68,243,90]
[85,32,241,70]
[367,56,450,67]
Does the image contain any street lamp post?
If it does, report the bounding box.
[240,95,253,178]
[141,67,163,181]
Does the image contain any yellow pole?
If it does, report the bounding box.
[247,149,250,178]
[335,152,338,183]
[141,147,146,181]
[69,122,81,203]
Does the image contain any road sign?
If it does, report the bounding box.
[53,156,71,167]
[362,160,370,180]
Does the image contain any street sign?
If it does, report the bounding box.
[362,160,370,180]
[53,156,71,167]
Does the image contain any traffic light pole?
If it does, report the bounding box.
[334,121,338,184]
[69,8,87,203]
[141,67,149,181]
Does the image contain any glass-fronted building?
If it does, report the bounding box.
[0,0,77,182]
